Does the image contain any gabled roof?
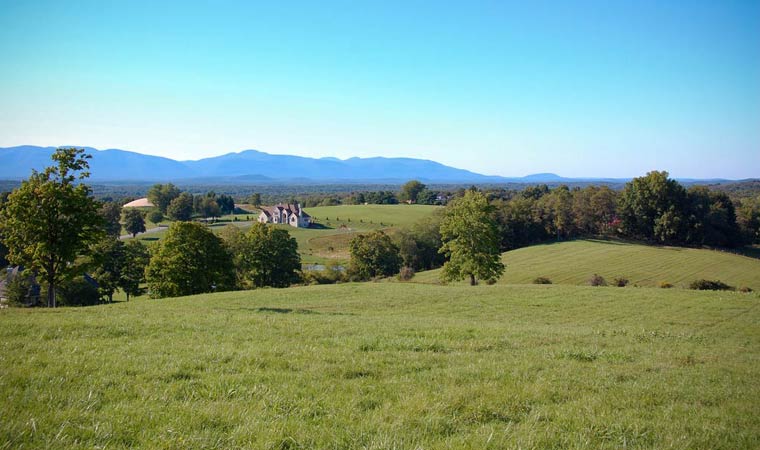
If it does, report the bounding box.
[262,203,310,218]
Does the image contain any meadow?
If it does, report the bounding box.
[127,204,440,265]
[1,283,759,449]
[414,239,760,290]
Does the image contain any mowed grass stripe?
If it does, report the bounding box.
[1,283,759,449]
[415,239,760,289]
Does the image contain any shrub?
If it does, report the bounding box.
[689,279,734,291]
[301,262,346,285]
[613,277,629,287]
[589,274,607,287]
[659,281,674,289]
[398,266,415,281]
[533,277,552,284]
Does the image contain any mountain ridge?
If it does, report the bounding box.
[0,145,745,184]
[0,145,528,183]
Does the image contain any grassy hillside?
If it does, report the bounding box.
[1,283,759,449]
[415,239,760,290]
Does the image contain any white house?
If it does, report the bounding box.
[258,203,311,228]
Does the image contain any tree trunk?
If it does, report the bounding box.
[47,282,56,308]
[126,292,130,302]
[470,274,476,286]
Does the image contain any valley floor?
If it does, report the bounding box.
[1,283,759,449]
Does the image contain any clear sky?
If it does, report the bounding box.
[0,0,758,178]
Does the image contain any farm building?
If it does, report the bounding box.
[258,203,311,228]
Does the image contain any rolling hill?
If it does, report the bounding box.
[414,239,760,289]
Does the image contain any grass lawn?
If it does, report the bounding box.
[1,283,759,449]
[415,239,760,290]
[306,204,440,228]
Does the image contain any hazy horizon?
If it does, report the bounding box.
[1,1,758,179]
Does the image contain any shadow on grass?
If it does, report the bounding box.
[308,223,333,230]
[215,306,356,316]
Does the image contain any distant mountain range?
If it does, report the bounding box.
[0,145,741,185]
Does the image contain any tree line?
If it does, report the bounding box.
[1,149,758,307]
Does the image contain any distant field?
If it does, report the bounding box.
[307,204,439,228]
[127,205,440,264]
[1,283,758,449]
[415,239,760,290]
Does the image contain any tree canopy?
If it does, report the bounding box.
[348,231,402,280]
[167,192,194,221]
[145,222,235,298]
[0,148,103,307]
[123,208,146,237]
[399,180,426,203]
[439,190,504,285]
[147,183,181,213]
[99,202,123,238]
[230,222,301,288]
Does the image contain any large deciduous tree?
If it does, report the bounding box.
[0,148,103,307]
[167,192,194,221]
[145,222,234,298]
[123,208,146,237]
[99,201,123,238]
[231,222,301,288]
[348,231,401,280]
[399,180,426,204]
[439,189,504,286]
[147,183,181,213]
[617,171,687,242]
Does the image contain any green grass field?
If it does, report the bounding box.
[127,205,440,265]
[414,239,760,290]
[306,204,439,228]
[1,283,759,449]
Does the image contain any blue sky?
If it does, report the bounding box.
[0,0,758,178]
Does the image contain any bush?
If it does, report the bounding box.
[588,274,607,287]
[533,277,552,284]
[659,281,674,289]
[301,262,346,285]
[398,266,415,281]
[689,279,734,291]
[613,277,629,287]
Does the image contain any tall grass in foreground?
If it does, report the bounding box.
[1,283,759,449]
